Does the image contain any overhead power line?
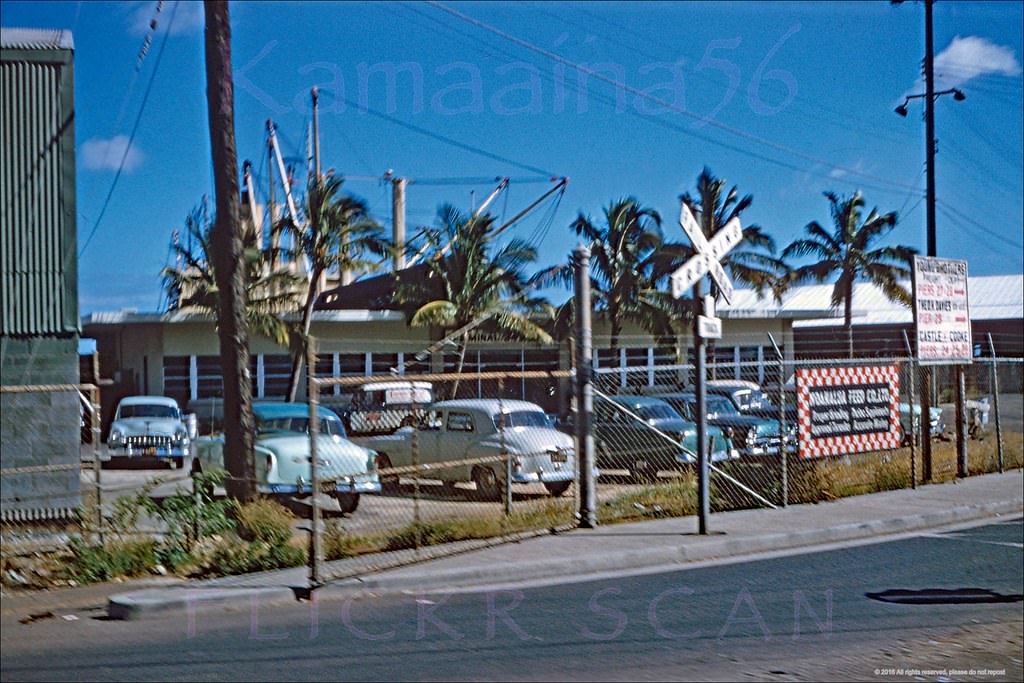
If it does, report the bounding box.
[79,0,180,257]
[426,1,924,194]
[338,95,555,177]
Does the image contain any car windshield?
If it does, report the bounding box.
[119,404,178,419]
[707,397,739,415]
[496,410,550,428]
[633,403,681,421]
[256,415,346,438]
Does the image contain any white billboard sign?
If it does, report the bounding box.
[912,256,971,364]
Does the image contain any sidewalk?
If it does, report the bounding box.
[8,470,1016,621]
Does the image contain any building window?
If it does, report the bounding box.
[163,356,191,406]
[195,356,224,399]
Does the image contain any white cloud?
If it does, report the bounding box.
[81,136,144,172]
[910,36,1022,93]
[127,1,203,37]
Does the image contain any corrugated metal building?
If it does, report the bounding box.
[1,28,80,520]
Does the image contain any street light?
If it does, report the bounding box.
[895,88,966,117]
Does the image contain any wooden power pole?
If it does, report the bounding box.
[204,0,256,501]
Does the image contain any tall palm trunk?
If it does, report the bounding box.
[285,266,322,401]
[450,332,470,399]
[844,278,854,359]
[204,0,255,501]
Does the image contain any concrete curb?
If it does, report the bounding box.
[106,496,1022,620]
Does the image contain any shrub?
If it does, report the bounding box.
[189,534,307,578]
[234,499,295,546]
[67,538,158,584]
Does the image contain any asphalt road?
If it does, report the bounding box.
[3,518,1020,682]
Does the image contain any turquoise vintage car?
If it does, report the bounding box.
[193,402,380,514]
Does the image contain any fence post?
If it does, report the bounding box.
[987,334,1003,474]
[956,365,968,478]
[767,333,787,507]
[306,338,322,588]
[90,385,104,546]
[574,245,596,528]
[499,378,511,517]
[902,331,917,490]
[412,422,421,554]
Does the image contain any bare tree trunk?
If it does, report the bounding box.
[204,0,255,501]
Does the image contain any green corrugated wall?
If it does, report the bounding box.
[0,37,77,336]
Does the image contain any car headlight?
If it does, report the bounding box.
[109,429,124,446]
[173,430,189,446]
[745,429,756,447]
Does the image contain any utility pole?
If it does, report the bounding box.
[203,0,256,502]
[392,176,407,271]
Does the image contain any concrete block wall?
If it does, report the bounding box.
[0,335,81,519]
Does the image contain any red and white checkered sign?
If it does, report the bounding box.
[796,365,901,459]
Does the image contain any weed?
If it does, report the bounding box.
[67,538,158,584]
[234,499,294,546]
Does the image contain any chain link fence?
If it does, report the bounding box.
[2,334,1021,588]
[304,365,579,583]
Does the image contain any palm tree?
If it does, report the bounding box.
[281,175,390,401]
[782,191,917,358]
[678,167,789,301]
[396,204,553,399]
[533,198,686,363]
[162,201,305,348]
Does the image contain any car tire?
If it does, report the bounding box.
[472,466,502,501]
[544,481,571,497]
[174,457,188,470]
[335,492,360,515]
[376,453,400,493]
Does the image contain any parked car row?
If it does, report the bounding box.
[104,372,954,515]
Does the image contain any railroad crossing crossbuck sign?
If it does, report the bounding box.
[670,204,743,303]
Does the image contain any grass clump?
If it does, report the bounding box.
[67,538,159,584]
[599,474,698,523]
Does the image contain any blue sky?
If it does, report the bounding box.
[3,0,1022,315]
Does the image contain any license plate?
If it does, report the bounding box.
[144,447,157,455]
[550,451,567,463]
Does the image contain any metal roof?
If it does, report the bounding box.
[0,28,74,51]
[81,309,404,326]
[791,274,1023,328]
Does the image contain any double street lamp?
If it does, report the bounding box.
[894,87,966,118]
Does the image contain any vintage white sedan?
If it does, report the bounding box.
[107,395,191,468]
[192,402,380,514]
[354,399,576,498]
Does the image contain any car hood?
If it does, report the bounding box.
[110,417,181,435]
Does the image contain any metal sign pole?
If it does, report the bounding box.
[695,295,710,534]
[767,333,787,506]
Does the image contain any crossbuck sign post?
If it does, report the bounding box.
[671,203,742,534]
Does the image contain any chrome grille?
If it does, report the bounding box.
[125,435,173,448]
